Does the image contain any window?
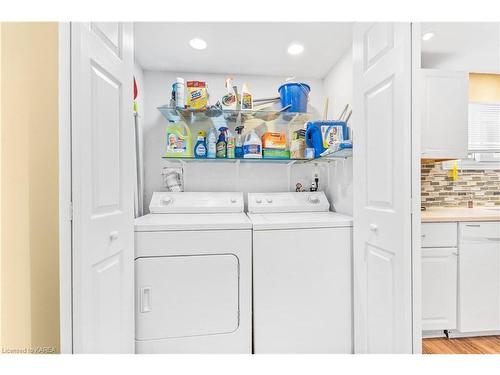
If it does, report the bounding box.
[443,101,500,171]
[468,102,500,153]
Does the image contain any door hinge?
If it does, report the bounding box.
[69,202,73,221]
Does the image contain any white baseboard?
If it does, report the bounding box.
[422,330,447,338]
[448,330,500,339]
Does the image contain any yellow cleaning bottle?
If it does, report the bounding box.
[165,121,193,158]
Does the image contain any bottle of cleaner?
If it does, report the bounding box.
[216,127,228,158]
[165,121,193,158]
[194,130,207,158]
[207,126,218,159]
[222,77,238,110]
[226,128,236,159]
[235,126,244,158]
[241,83,253,110]
[243,129,262,159]
[175,77,185,109]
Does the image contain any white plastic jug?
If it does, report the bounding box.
[243,130,262,159]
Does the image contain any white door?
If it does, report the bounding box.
[71,22,135,353]
[353,22,413,353]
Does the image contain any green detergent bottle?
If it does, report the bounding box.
[165,121,193,158]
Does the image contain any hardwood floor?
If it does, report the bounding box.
[423,336,500,354]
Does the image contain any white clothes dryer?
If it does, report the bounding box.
[134,192,252,353]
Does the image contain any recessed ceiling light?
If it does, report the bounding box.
[287,43,304,56]
[189,38,207,50]
[422,32,435,41]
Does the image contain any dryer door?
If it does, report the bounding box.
[135,254,240,340]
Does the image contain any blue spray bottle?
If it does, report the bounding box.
[194,130,207,158]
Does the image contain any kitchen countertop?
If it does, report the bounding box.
[421,207,500,223]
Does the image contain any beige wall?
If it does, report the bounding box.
[1,22,59,354]
[469,73,500,102]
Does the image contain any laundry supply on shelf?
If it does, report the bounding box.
[165,121,193,158]
[186,80,209,109]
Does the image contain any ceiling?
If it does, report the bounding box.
[421,22,500,73]
[134,22,353,78]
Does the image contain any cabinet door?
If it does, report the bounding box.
[458,222,500,333]
[422,247,457,331]
[421,69,468,159]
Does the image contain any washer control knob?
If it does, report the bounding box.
[230,197,237,203]
[308,195,320,204]
[256,198,262,204]
[161,196,173,205]
[266,198,273,203]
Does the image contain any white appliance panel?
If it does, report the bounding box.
[135,254,239,340]
[149,192,244,214]
[253,226,352,353]
[247,192,330,213]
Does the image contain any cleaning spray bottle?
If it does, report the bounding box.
[226,128,236,159]
[207,125,218,159]
[194,130,207,158]
[235,126,244,158]
[216,127,228,158]
[222,77,238,110]
[241,83,253,110]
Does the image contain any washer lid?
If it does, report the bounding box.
[247,211,352,230]
[247,192,330,213]
[135,212,252,231]
[149,192,244,214]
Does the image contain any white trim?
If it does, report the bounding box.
[411,22,423,354]
[448,330,500,339]
[58,21,73,354]
[441,157,500,171]
[422,330,447,339]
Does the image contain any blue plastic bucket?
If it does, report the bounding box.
[278,82,310,113]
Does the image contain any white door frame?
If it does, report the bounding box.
[58,21,73,354]
[411,22,423,354]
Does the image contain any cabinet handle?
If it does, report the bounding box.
[140,287,152,313]
[465,224,481,228]
[486,238,500,242]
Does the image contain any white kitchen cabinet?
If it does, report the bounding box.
[421,222,458,332]
[422,247,457,331]
[458,222,500,333]
[420,69,469,159]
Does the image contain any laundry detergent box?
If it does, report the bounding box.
[186,80,209,109]
[306,121,349,149]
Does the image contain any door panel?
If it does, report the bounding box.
[421,70,468,159]
[91,22,122,57]
[421,247,457,331]
[353,22,413,353]
[90,63,121,212]
[135,255,240,340]
[72,22,135,353]
[365,77,395,208]
[458,222,500,332]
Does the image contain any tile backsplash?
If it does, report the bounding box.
[421,161,500,208]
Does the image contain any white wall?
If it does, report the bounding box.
[322,47,354,215]
[142,70,329,212]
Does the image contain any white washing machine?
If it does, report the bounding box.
[134,192,252,353]
[247,191,353,354]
